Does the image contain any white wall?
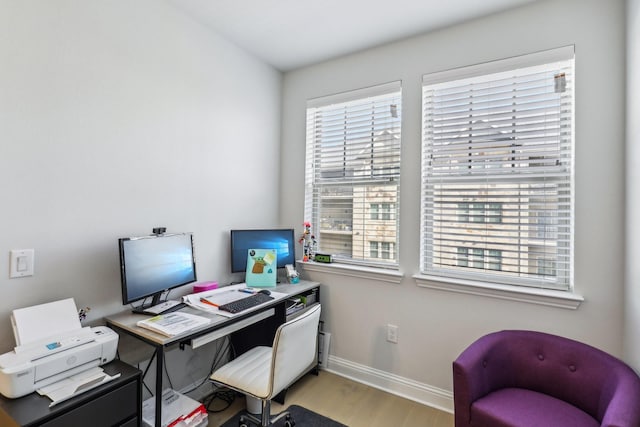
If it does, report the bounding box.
[626,0,640,372]
[281,0,627,402]
[0,0,282,356]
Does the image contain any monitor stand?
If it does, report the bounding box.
[131,293,184,315]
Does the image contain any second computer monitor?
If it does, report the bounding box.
[230,228,296,274]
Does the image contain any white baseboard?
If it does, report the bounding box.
[323,355,454,414]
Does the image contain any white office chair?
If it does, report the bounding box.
[210,303,321,427]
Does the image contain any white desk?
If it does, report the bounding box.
[105,280,320,427]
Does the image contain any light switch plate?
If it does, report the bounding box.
[10,249,34,278]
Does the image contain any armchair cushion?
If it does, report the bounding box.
[453,330,640,427]
[472,388,599,427]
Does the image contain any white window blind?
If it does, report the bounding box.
[305,82,402,268]
[421,47,574,290]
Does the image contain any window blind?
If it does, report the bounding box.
[305,82,402,268]
[421,47,574,290]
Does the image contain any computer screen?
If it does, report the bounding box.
[119,232,197,308]
[230,228,296,273]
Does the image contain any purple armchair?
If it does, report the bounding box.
[453,330,640,427]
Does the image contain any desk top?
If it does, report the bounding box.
[105,280,319,346]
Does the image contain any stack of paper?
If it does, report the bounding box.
[11,298,81,346]
[142,389,208,427]
[137,312,211,337]
[286,297,305,316]
[181,284,287,318]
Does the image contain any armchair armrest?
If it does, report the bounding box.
[599,368,640,427]
[453,333,512,426]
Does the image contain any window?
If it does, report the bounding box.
[421,47,574,290]
[305,82,402,268]
[534,256,556,277]
[470,248,484,269]
[457,247,469,267]
[458,202,502,223]
[487,249,502,271]
[371,203,394,220]
[457,247,502,271]
[370,241,395,260]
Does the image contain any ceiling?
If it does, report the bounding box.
[167,0,540,72]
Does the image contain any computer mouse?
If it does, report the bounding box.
[258,289,271,296]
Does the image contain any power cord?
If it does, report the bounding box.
[202,339,240,413]
[180,336,232,395]
[203,387,237,413]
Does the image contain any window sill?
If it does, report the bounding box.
[413,274,583,309]
[297,261,403,284]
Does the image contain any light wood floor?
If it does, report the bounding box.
[206,370,454,427]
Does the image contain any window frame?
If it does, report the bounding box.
[420,46,575,292]
[304,81,402,269]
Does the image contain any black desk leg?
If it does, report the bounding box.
[155,347,163,427]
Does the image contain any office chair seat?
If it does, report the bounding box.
[210,304,321,427]
[210,346,273,397]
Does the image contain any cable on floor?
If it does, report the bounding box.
[203,387,237,413]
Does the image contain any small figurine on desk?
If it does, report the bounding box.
[299,221,317,262]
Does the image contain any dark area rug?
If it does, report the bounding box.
[220,404,348,427]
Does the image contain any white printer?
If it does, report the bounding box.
[0,298,118,399]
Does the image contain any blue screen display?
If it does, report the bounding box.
[230,229,296,273]
[119,233,197,304]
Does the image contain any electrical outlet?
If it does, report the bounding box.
[387,324,398,344]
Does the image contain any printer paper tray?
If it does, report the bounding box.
[37,366,121,407]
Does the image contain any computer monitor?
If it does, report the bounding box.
[230,228,296,274]
[118,232,197,311]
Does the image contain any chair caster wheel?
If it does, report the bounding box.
[239,415,249,427]
[284,414,296,427]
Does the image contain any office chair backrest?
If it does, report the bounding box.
[269,304,321,397]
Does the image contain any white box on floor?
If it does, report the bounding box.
[142,389,208,427]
